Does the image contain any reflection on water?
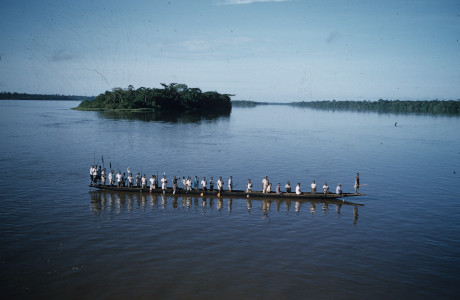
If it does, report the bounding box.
[90,191,361,223]
[97,109,230,123]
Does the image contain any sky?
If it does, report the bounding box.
[0,0,459,102]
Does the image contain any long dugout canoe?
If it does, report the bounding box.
[90,184,365,201]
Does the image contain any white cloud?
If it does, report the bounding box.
[218,0,289,5]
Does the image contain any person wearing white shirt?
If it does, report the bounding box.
[311,180,317,193]
[217,176,223,192]
[90,165,95,184]
[228,176,233,192]
[161,175,167,191]
[101,169,106,186]
[201,177,207,191]
[323,182,329,195]
[246,179,252,193]
[127,173,133,188]
[108,170,114,186]
[186,177,192,191]
[285,181,292,193]
[141,174,147,188]
[150,175,155,192]
[336,183,342,196]
[296,183,302,195]
[92,167,98,185]
[262,176,269,193]
[116,171,122,187]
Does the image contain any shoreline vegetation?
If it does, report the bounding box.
[74,83,232,113]
[0,92,94,101]
[2,91,459,115]
[233,99,460,115]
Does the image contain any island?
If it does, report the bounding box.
[74,83,232,113]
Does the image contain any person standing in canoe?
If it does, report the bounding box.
[149,175,155,192]
[336,183,342,196]
[127,173,133,188]
[194,176,199,190]
[186,176,192,191]
[108,170,114,186]
[122,173,127,187]
[262,176,269,193]
[246,179,253,193]
[276,183,281,194]
[90,165,95,185]
[153,175,158,189]
[354,172,360,193]
[172,176,178,194]
[209,177,214,191]
[101,168,106,186]
[116,171,122,187]
[311,180,317,193]
[323,182,329,195]
[296,183,302,195]
[285,181,292,193]
[97,166,102,185]
[217,176,224,193]
[141,174,147,188]
[201,177,207,191]
[228,176,233,192]
[136,173,141,188]
[92,166,98,185]
[161,175,167,192]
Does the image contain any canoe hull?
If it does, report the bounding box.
[89,184,365,200]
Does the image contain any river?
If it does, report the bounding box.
[1,100,459,299]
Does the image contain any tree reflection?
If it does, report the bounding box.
[96,110,230,124]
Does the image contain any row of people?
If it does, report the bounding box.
[247,176,344,195]
[91,166,360,195]
[91,166,235,192]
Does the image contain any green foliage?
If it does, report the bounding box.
[291,100,460,115]
[75,83,232,113]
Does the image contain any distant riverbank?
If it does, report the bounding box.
[233,99,460,115]
[0,92,94,101]
[3,92,459,115]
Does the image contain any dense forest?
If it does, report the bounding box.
[231,100,264,107]
[76,83,232,113]
[291,99,460,114]
[0,92,93,101]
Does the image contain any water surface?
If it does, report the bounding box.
[1,100,459,299]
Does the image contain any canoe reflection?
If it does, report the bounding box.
[90,191,362,223]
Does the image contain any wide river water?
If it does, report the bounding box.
[1,100,459,299]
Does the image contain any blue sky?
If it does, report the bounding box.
[0,0,459,101]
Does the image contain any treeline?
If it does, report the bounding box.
[232,100,258,107]
[76,83,232,113]
[0,92,93,101]
[291,99,460,114]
